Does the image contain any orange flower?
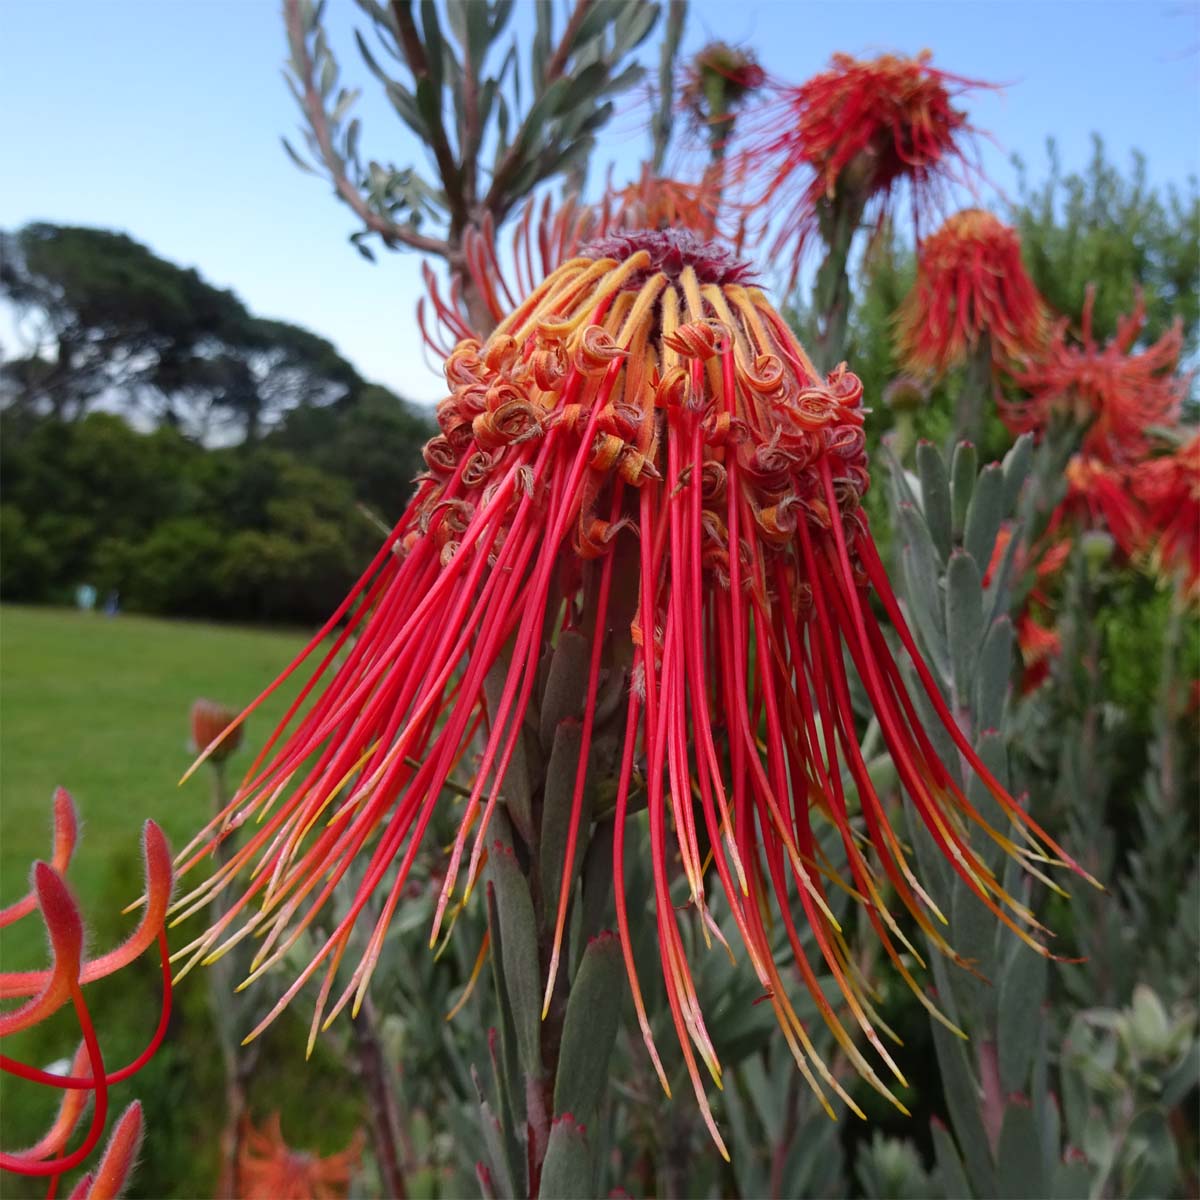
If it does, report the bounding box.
[896,209,1048,375]
[178,229,1090,1154]
[237,1114,363,1200]
[1050,455,1145,559]
[738,52,992,282]
[1133,434,1200,600]
[1014,612,1061,694]
[984,525,1070,693]
[190,698,244,764]
[1006,287,1187,463]
[421,172,731,354]
[1,789,172,1197]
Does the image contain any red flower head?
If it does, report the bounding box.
[1133,433,1200,601]
[1006,287,1187,463]
[984,525,1070,693]
[896,209,1048,375]
[421,171,731,355]
[738,51,992,283]
[1049,454,1145,559]
[681,42,766,158]
[191,698,244,764]
[682,42,766,115]
[177,228,1090,1153]
[2,789,172,1197]
[1014,612,1061,694]
[237,1114,363,1200]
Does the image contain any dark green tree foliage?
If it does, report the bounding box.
[1012,137,1200,353]
[268,383,431,520]
[1,223,381,441]
[0,224,245,423]
[0,411,394,623]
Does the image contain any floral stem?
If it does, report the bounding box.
[812,190,866,373]
[954,334,992,448]
[209,761,247,1199]
[351,994,409,1200]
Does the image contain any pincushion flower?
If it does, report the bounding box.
[191,698,244,764]
[176,228,1090,1153]
[737,51,991,282]
[681,42,766,162]
[1049,455,1145,560]
[420,170,729,355]
[1133,433,1200,600]
[1,789,172,1197]
[896,209,1048,376]
[1006,287,1187,463]
[237,1114,363,1200]
[985,526,1070,693]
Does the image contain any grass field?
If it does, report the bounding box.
[1,604,310,963]
[0,605,368,1198]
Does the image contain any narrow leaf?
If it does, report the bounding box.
[946,549,984,707]
[538,1115,591,1200]
[553,932,622,1123]
[917,439,953,561]
[951,441,978,542]
[964,462,1005,568]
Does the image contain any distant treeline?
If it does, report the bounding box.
[0,223,434,623]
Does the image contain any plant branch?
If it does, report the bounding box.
[284,0,450,258]
[482,0,593,215]
[388,0,469,233]
[352,994,410,1200]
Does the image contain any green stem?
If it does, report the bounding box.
[812,190,866,373]
[208,761,248,1199]
[954,334,992,450]
[1157,585,1185,814]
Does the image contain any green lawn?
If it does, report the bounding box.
[0,605,369,1198]
[1,604,310,963]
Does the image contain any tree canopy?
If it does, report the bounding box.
[0,222,387,441]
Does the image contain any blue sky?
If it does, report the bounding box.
[2,1,1197,405]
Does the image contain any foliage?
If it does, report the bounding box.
[1,222,377,441]
[0,410,409,624]
[1011,137,1200,356]
[282,0,659,326]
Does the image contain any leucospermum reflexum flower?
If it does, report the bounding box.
[1006,287,1187,463]
[738,52,991,281]
[896,209,1048,376]
[176,228,1092,1153]
[237,1114,363,1200]
[1134,433,1200,601]
[1051,454,1145,559]
[2,788,172,1197]
[420,170,731,354]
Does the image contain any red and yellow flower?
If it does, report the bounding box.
[896,209,1048,376]
[1133,434,1200,601]
[420,170,731,354]
[237,1114,363,1200]
[178,228,1090,1153]
[738,51,992,281]
[1050,455,1145,560]
[1006,287,1187,464]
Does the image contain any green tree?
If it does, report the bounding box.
[1,223,392,442]
[1011,137,1200,352]
[281,0,660,329]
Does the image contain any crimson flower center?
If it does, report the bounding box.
[579,227,755,287]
